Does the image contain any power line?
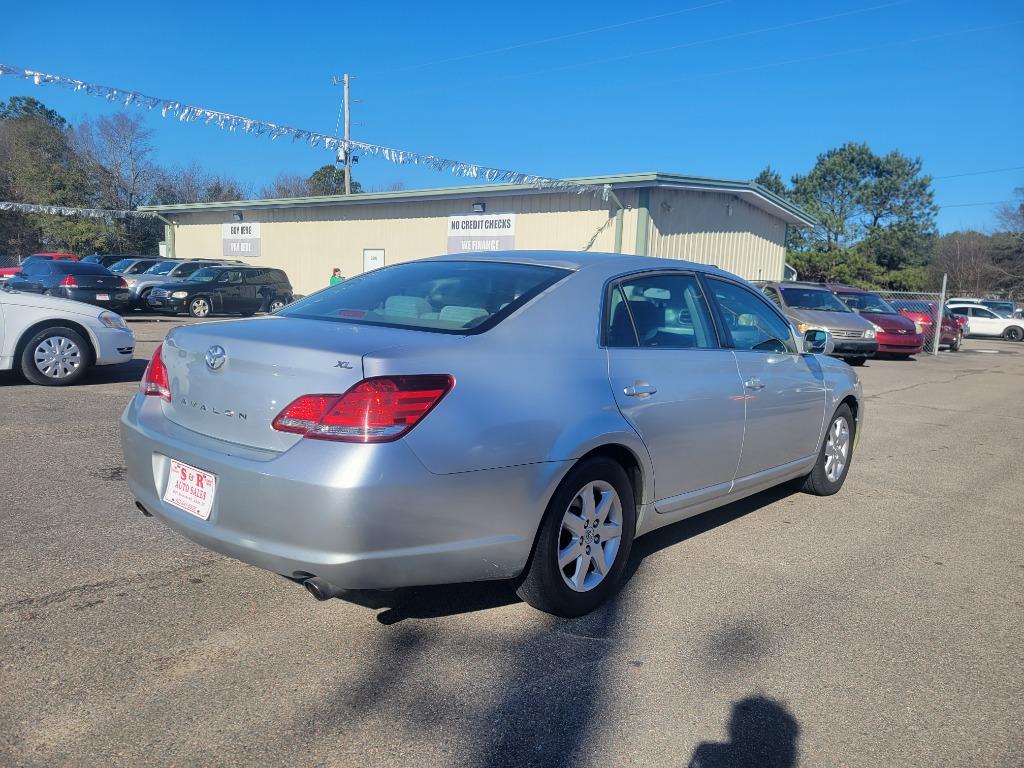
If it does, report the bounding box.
[365,1,728,78]
[937,199,1015,208]
[933,165,1024,180]
[476,0,914,85]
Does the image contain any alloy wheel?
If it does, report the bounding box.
[1006,327,1023,342]
[824,416,851,483]
[33,335,82,380]
[557,480,623,592]
[190,298,210,317]
[269,299,285,312]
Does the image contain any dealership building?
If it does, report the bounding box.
[142,171,814,297]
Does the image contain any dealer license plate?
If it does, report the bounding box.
[96,293,110,301]
[163,459,217,520]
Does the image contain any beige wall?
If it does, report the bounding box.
[647,188,787,281]
[167,186,788,296]
[171,192,635,297]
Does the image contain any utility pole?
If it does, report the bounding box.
[342,73,352,195]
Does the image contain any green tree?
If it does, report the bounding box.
[308,164,361,195]
[753,165,786,196]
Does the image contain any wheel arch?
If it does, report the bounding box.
[14,318,97,369]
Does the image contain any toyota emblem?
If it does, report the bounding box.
[205,345,226,371]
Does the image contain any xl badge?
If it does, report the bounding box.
[334,360,353,369]
[205,345,226,371]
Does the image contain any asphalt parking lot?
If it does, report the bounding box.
[1,320,1022,767]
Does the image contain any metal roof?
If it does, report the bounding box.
[141,171,817,227]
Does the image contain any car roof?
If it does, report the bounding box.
[754,280,834,290]
[423,250,736,278]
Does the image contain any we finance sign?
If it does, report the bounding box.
[447,213,515,253]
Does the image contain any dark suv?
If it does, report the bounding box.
[147,266,294,318]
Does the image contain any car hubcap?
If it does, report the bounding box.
[192,299,209,316]
[824,416,850,483]
[34,336,82,379]
[557,480,623,592]
[270,301,284,311]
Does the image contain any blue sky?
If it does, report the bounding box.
[2,0,1021,232]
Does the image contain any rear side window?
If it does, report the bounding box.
[605,273,718,349]
[279,260,569,334]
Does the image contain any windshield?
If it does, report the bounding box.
[838,291,896,314]
[188,268,221,283]
[109,259,134,273]
[779,287,852,312]
[279,260,569,334]
[145,261,178,275]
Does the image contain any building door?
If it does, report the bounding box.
[363,249,385,273]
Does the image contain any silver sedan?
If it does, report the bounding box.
[120,252,863,617]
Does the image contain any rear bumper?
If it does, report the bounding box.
[60,287,131,311]
[876,332,925,354]
[119,394,563,589]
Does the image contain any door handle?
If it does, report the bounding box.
[743,377,765,391]
[624,382,658,398]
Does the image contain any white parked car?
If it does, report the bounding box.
[0,285,135,385]
[947,303,1024,342]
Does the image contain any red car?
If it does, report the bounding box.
[890,300,963,352]
[826,284,925,358]
[0,252,79,282]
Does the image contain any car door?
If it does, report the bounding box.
[969,306,1002,335]
[242,269,269,312]
[703,276,827,483]
[214,269,245,312]
[604,271,746,509]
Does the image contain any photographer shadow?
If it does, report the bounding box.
[689,695,799,768]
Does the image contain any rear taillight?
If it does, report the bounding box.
[118,277,128,288]
[273,375,454,443]
[59,275,77,287]
[141,343,171,401]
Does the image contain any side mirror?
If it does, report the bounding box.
[803,328,834,355]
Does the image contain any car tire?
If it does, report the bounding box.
[188,297,211,318]
[950,332,962,352]
[801,403,856,496]
[845,356,867,366]
[515,457,636,618]
[19,325,90,386]
[1004,326,1023,342]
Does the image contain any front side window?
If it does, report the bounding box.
[605,273,717,349]
[971,307,996,319]
[145,261,178,275]
[707,278,796,353]
[278,260,568,334]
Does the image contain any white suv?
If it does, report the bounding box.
[948,303,1024,342]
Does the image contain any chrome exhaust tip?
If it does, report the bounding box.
[303,577,339,602]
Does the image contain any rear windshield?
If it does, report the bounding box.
[279,260,569,334]
[54,262,114,275]
[779,287,851,312]
[837,291,896,314]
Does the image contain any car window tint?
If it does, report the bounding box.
[708,278,796,353]
[607,273,717,349]
[174,262,202,277]
[279,260,568,334]
[219,270,243,284]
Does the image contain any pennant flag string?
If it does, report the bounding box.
[0,201,157,219]
[0,64,605,198]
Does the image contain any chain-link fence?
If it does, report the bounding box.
[873,289,946,355]
[0,254,18,269]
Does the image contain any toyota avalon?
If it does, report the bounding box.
[120,252,863,617]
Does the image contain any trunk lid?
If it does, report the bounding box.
[159,317,449,451]
[72,273,124,290]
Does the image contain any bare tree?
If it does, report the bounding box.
[75,113,157,211]
[931,231,999,295]
[260,173,311,199]
[152,162,250,204]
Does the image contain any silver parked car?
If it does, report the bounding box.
[756,281,878,366]
[120,252,864,617]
